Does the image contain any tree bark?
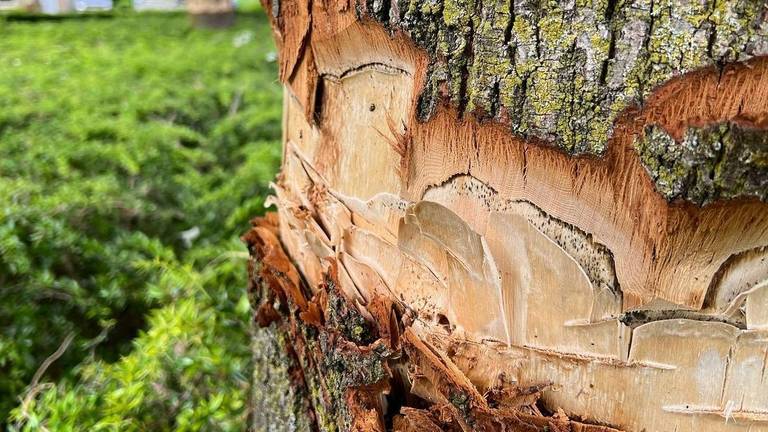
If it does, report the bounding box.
[246,1,768,431]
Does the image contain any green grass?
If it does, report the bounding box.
[0,12,282,430]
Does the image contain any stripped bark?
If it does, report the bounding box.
[245,214,622,431]
[248,1,768,431]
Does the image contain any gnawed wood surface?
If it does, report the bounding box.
[265,140,768,431]
[245,215,623,432]
[272,10,768,309]
[251,0,768,431]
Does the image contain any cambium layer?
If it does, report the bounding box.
[253,0,768,430]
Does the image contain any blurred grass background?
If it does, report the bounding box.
[0,9,282,430]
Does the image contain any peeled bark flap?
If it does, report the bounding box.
[257,0,768,431]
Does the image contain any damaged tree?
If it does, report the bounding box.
[245,1,768,431]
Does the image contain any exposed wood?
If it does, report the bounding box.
[245,215,624,432]
[250,0,768,431]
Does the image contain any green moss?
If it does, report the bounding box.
[1,13,283,429]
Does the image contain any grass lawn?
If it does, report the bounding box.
[0,11,281,430]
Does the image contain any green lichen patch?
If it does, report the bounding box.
[251,322,315,432]
[373,0,768,155]
[635,123,768,205]
[316,332,390,430]
[320,334,389,392]
[250,275,315,432]
[324,282,379,345]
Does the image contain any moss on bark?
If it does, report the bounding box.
[372,0,767,155]
[250,320,315,432]
[635,123,768,205]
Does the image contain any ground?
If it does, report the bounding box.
[0,11,281,430]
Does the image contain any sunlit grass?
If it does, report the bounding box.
[0,12,281,429]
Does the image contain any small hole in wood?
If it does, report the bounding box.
[437,313,451,333]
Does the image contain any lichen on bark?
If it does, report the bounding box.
[325,284,379,346]
[250,320,315,432]
[245,220,393,432]
[293,322,390,432]
[635,123,768,205]
[249,271,315,432]
[372,0,768,155]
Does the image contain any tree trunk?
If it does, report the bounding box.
[187,0,234,27]
[245,1,768,431]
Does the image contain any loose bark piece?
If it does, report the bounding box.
[251,1,768,431]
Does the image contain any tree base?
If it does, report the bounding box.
[244,214,620,432]
[189,12,234,28]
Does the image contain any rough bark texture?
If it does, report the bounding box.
[247,0,768,431]
[374,0,768,155]
[635,123,768,205]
